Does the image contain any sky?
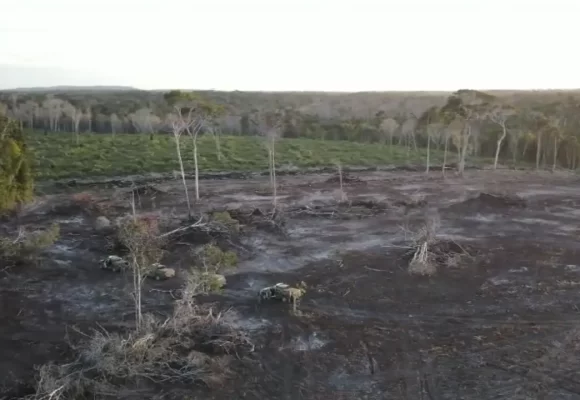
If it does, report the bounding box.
[1,0,579,91]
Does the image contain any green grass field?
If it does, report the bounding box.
[26,132,447,180]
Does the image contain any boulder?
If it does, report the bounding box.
[95,216,111,230]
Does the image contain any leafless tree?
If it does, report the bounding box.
[63,102,83,145]
[208,121,223,161]
[42,97,64,132]
[548,115,566,172]
[110,113,122,136]
[445,118,463,175]
[399,118,418,158]
[379,117,399,151]
[488,104,515,170]
[129,108,160,137]
[252,109,283,205]
[84,106,93,132]
[19,100,38,129]
[166,113,194,218]
[426,122,443,173]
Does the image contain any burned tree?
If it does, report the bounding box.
[164,90,222,202]
[488,102,515,170]
[251,108,283,206]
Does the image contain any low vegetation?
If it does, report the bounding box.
[26,132,444,180]
[0,223,60,265]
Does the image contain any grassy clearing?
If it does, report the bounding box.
[26,132,448,180]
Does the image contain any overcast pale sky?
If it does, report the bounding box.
[0,0,579,91]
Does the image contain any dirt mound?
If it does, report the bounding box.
[448,192,526,213]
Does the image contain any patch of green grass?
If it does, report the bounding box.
[26,132,451,180]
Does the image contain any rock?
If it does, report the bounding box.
[101,255,129,272]
[95,216,111,230]
[147,263,176,280]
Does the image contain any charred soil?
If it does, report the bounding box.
[3,170,580,399]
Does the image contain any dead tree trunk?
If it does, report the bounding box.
[493,123,507,170]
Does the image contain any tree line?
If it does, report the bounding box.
[1,87,580,169]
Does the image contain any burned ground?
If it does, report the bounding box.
[3,170,580,399]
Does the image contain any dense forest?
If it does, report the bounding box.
[1,87,580,169]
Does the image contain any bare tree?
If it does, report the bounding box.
[19,100,38,129]
[110,113,121,136]
[167,112,193,218]
[445,118,463,175]
[426,122,443,173]
[208,121,223,161]
[63,102,83,145]
[251,109,283,206]
[130,108,160,139]
[42,97,64,132]
[379,117,399,152]
[488,103,515,170]
[84,106,93,133]
[400,118,417,158]
[164,90,218,203]
[118,215,164,330]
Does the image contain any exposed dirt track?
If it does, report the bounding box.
[3,169,580,399]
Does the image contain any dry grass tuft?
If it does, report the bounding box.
[407,209,440,276]
[28,296,253,399]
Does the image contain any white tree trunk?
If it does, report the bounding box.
[536,132,542,171]
[214,133,222,161]
[132,255,143,331]
[442,136,449,176]
[552,137,559,172]
[425,133,430,173]
[193,137,200,201]
[272,140,277,206]
[458,125,471,176]
[493,124,507,170]
[174,134,192,218]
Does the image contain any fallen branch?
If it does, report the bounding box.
[158,216,205,238]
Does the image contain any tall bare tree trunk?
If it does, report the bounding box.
[193,137,200,200]
[493,124,507,170]
[214,133,222,161]
[425,133,430,173]
[174,135,192,218]
[268,148,274,189]
[271,140,277,206]
[132,255,143,331]
[552,137,559,172]
[535,132,542,171]
[458,125,471,176]
[442,136,449,176]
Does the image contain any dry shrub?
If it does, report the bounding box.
[29,296,253,399]
[0,223,60,264]
[405,209,472,275]
[407,210,439,276]
[70,191,110,216]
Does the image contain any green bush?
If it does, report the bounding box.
[0,223,60,263]
[0,115,34,212]
[199,243,238,273]
[211,211,240,233]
